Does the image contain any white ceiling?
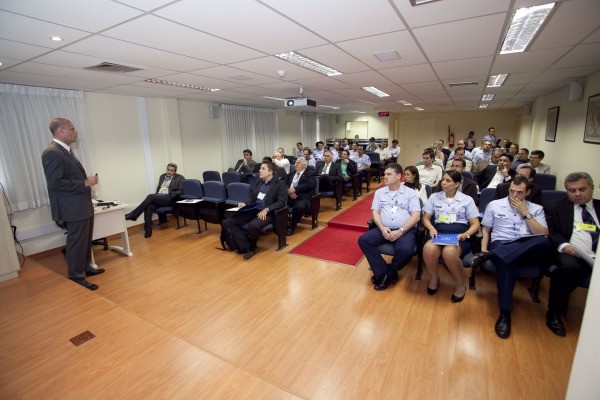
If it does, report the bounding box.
[1,0,599,114]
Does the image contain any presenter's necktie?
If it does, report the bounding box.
[581,205,598,252]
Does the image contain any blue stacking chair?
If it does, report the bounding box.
[202,181,227,202]
[225,182,252,207]
[222,171,242,186]
[535,173,557,190]
[203,170,221,182]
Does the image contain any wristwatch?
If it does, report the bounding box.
[400,227,406,234]
[464,233,470,239]
[522,213,532,219]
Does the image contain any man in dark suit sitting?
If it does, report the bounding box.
[476,152,516,189]
[222,162,288,260]
[231,149,257,173]
[493,165,542,205]
[285,157,316,236]
[545,172,599,336]
[125,163,185,238]
[42,118,102,290]
[435,158,478,205]
[316,150,343,182]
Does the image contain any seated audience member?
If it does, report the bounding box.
[511,147,529,171]
[285,157,316,236]
[436,158,478,205]
[435,139,451,163]
[471,140,494,164]
[358,164,421,290]
[470,177,552,339]
[336,149,358,181]
[422,170,480,302]
[375,140,393,167]
[483,127,500,146]
[231,149,257,173]
[388,139,401,161]
[417,148,443,188]
[403,165,428,205]
[349,141,360,161]
[525,150,552,174]
[476,152,515,189]
[508,143,519,158]
[313,141,325,161]
[448,140,473,160]
[366,137,379,152]
[262,156,286,179]
[332,145,341,163]
[493,165,542,205]
[272,151,290,174]
[125,163,184,238]
[342,138,350,150]
[501,139,511,152]
[316,150,343,183]
[473,148,503,174]
[303,147,317,168]
[222,162,288,260]
[465,131,476,151]
[356,145,371,175]
[295,142,304,158]
[545,172,598,337]
[445,146,473,171]
[329,141,340,153]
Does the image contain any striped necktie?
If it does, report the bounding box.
[581,205,598,252]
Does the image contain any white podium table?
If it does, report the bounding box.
[91,203,132,268]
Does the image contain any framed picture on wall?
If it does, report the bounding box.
[584,93,600,144]
[545,107,559,142]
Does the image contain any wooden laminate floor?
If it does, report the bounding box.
[0,197,588,399]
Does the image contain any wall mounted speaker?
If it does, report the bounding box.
[567,81,583,102]
[522,103,532,115]
[209,104,219,119]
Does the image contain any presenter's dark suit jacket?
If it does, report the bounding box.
[42,141,92,223]
[156,173,185,198]
[493,182,542,205]
[545,197,600,250]
[316,162,343,182]
[476,165,516,189]
[435,177,479,205]
[233,159,257,174]
[285,169,316,204]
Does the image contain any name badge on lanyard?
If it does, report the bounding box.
[257,192,266,200]
[577,223,597,232]
[439,214,456,223]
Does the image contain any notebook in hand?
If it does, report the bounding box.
[432,234,459,246]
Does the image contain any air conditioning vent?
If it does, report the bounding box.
[84,62,142,73]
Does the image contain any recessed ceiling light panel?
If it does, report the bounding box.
[487,74,508,87]
[482,94,494,101]
[145,79,219,91]
[275,52,342,76]
[501,3,555,54]
[362,86,390,97]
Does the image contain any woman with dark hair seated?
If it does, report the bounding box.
[421,170,480,302]
[403,165,428,204]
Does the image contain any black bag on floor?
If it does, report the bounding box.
[219,225,238,252]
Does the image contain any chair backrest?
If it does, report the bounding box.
[462,171,473,181]
[203,181,227,200]
[366,152,380,163]
[535,173,557,190]
[180,179,204,199]
[541,190,568,209]
[479,187,496,216]
[222,171,241,186]
[246,173,258,188]
[289,163,296,174]
[253,163,262,173]
[425,185,432,198]
[316,175,334,194]
[226,182,252,204]
[203,170,221,182]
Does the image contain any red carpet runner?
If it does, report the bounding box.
[289,191,376,267]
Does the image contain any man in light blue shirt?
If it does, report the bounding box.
[471,140,494,164]
[483,127,499,146]
[358,164,421,291]
[471,176,551,339]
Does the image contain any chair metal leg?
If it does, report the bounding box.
[528,277,542,303]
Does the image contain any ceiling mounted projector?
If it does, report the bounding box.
[285,98,316,107]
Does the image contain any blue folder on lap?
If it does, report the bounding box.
[432,234,459,246]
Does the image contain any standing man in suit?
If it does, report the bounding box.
[285,157,316,236]
[125,163,184,238]
[493,165,542,205]
[222,162,288,260]
[545,172,598,336]
[42,118,101,291]
[476,153,516,189]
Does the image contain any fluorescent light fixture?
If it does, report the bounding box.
[487,74,508,87]
[261,96,285,101]
[479,104,489,109]
[275,52,342,76]
[145,79,219,91]
[414,107,425,111]
[362,87,390,97]
[449,81,478,87]
[482,94,495,101]
[397,100,413,106]
[318,105,340,110]
[501,3,555,54]
[409,0,441,5]
[50,36,63,41]
[228,75,253,81]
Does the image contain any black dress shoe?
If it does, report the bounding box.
[495,312,511,339]
[243,249,257,260]
[70,279,99,291]
[286,227,295,236]
[374,272,399,291]
[451,286,467,303]
[125,213,138,221]
[144,229,152,238]
[86,268,105,276]
[469,252,492,269]
[546,311,567,337]
[371,274,383,285]
[427,278,439,295]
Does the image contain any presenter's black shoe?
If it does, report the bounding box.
[86,268,105,276]
[374,272,399,291]
[144,229,152,238]
[71,279,99,291]
[469,252,492,269]
[125,213,137,221]
[546,311,567,337]
[494,312,511,339]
